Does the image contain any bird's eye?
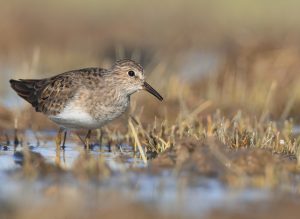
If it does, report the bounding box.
[128,70,135,77]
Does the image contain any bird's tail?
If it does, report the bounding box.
[9,79,40,108]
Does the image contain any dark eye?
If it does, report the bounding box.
[128,70,135,77]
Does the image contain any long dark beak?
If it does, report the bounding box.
[143,82,163,101]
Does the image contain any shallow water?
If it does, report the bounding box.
[0,131,274,218]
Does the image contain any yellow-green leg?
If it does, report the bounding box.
[55,128,64,166]
[85,130,92,150]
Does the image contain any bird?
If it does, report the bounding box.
[10,59,163,153]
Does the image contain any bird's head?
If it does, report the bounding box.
[110,59,163,101]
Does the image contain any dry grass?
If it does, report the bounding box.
[2,1,300,218]
[2,41,300,218]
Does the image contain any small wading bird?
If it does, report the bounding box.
[10,59,163,153]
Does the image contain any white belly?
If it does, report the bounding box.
[49,105,104,129]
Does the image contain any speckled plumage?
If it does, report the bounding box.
[10,59,163,130]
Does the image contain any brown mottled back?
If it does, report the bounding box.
[10,67,106,115]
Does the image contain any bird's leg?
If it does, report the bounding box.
[55,127,64,166]
[74,132,85,146]
[73,130,92,150]
[61,131,67,150]
[85,130,92,150]
[55,127,64,150]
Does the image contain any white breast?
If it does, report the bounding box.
[49,104,103,129]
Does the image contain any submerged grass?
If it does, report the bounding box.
[6,107,300,218]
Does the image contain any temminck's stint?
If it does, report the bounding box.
[10,59,163,151]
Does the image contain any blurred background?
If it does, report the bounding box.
[2,0,300,125]
[2,1,300,219]
[0,0,300,130]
